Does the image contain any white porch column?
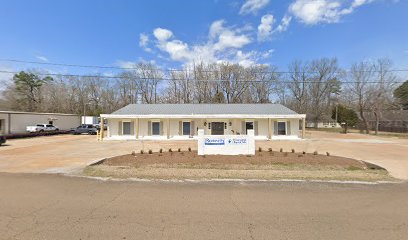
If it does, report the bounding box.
[167,118,170,139]
[135,118,139,139]
[268,118,272,140]
[100,117,104,141]
[302,118,306,139]
[136,118,139,139]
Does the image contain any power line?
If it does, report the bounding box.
[1,58,408,74]
[0,70,405,84]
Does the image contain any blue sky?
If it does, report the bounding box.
[0,0,407,78]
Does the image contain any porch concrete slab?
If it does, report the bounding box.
[0,131,407,180]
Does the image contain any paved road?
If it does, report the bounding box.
[1,131,408,179]
[1,173,407,240]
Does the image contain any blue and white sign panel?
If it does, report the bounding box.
[205,138,225,145]
[227,138,247,145]
[198,129,255,155]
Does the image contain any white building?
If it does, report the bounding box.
[0,111,81,135]
[81,116,99,125]
[100,104,306,140]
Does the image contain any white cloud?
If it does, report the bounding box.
[289,0,374,25]
[240,0,270,15]
[150,20,271,67]
[257,14,291,41]
[275,15,292,32]
[352,0,374,8]
[213,29,251,51]
[116,60,138,69]
[36,55,49,62]
[153,28,173,42]
[139,33,152,52]
[257,14,275,41]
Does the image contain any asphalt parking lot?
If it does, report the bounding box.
[0,131,407,179]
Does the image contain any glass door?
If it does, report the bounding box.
[211,122,224,135]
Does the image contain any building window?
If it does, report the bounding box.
[183,122,191,136]
[122,122,131,135]
[152,122,160,136]
[277,122,286,135]
[245,121,254,134]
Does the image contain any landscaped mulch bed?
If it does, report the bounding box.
[99,150,369,169]
[85,150,393,181]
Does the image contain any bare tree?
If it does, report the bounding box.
[286,60,311,113]
[370,59,398,134]
[308,58,341,127]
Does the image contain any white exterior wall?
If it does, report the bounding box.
[306,121,341,128]
[0,112,80,134]
[81,116,99,125]
[104,117,302,140]
[0,113,9,135]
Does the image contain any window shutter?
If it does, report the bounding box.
[160,121,164,136]
[254,121,258,136]
[241,121,245,135]
[147,121,151,136]
[191,121,195,136]
[273,121,278,135]
[118,121,122,136]
[179,121,182,135]
[130,120,135,135]
[287,121,291,135]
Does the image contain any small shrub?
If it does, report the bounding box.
[188,147,192,152]
[169,148,172,152]
[268,148,272,152]
[159,148,163,153]
[302,151,306,155]
[313,151,318,155]
[178,148,181,152]
[148,149,153,154]
[280,148,283,152]
[140,150,144,154]
[326,152,330,156]
[258,147,262,152]
[291,149,295,153]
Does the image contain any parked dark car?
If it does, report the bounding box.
[71,124,100,135]
[0,135,6,146]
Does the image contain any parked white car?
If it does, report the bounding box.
[26,124,59,133]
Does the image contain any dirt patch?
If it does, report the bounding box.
[83,151,394,182]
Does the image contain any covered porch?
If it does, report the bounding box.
[100,116,306,141]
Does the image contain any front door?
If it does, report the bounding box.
[211,122,224,135]
[245,122,254,134]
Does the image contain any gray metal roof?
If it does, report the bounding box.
[110,104,299,115]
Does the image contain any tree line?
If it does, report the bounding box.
[0,58,407,133]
